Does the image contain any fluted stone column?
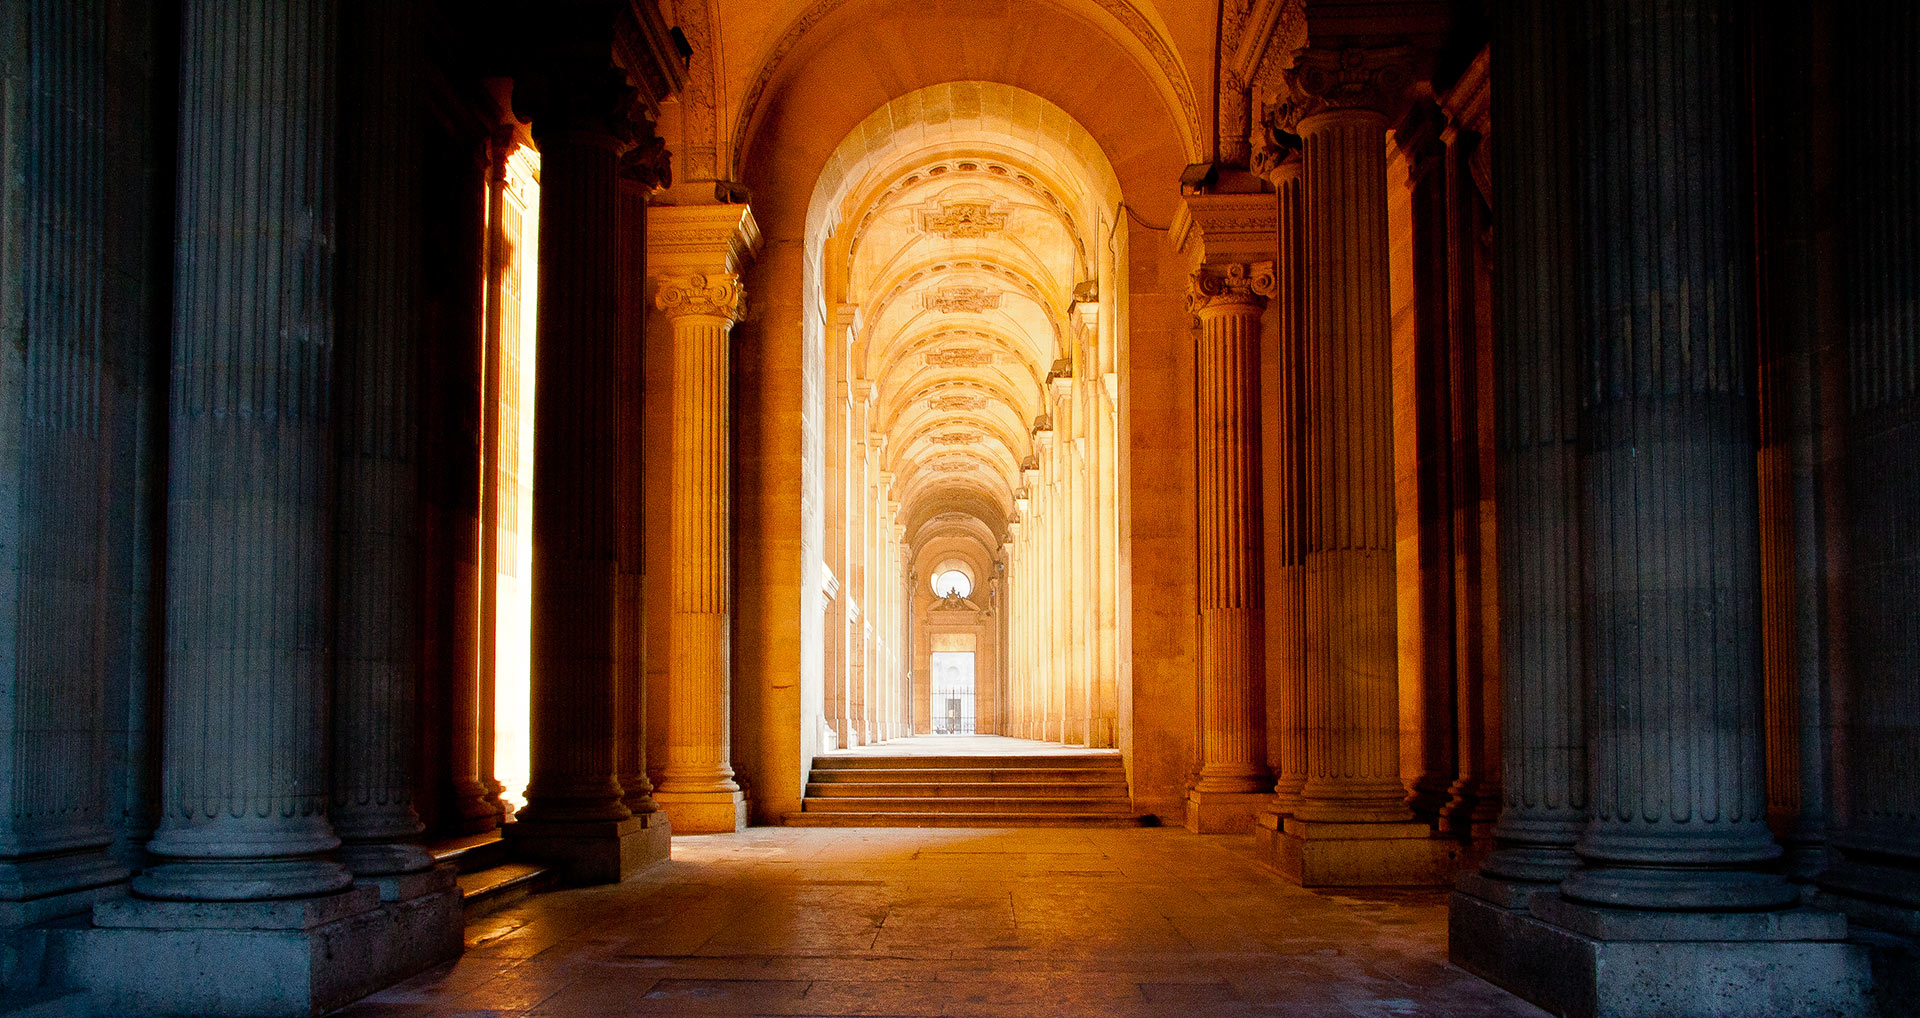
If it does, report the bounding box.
[1557,0,1793,915]
[329,0,440,883]
[1462,0,1586,899]
[1449,5,1869,1014]
[505,56,672,881]
[1819,1,1920,935]
[85,4,418,1013]
[1187,262,1274,833]
[131,0,351,906]
[651,271,748,829]
[1255,145,1309,843]
[1268,45,1457,885]
[648,202,757,831]
[0,0,128,923]
[616,144,669,818]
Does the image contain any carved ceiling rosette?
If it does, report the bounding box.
[1186,262,1272,316]
[653,271,747,321]
[1279,44,1421,126]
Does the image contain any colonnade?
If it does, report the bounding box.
[1001,302,1122,749]
[822,358,915,750]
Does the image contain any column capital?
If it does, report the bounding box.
[653,271,746,322]
[619,132,672,191]
[1187,262,1273,316]
[1280,44,1424,126]
[1250,112,1303,186]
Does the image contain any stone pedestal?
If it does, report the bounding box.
[503,813,670,886]
[1269,818,1466,887]
[1450,886,1871,1018]
[651,791,748,837]
[74,872,462,1018]
[1185,791,1270,835]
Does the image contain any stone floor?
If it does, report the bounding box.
[334,827,1548,1017]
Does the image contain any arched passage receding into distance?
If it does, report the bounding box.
[725,3,1203,824]
[809,83,1127,761]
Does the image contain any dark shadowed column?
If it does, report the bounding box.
[1559,0,1794,912]
[1473,0,1587,892]
[134,0,351,903]
[0,0,129,919]
[616,140,669,817]
[330,0,435,880]
[505,4,684,879]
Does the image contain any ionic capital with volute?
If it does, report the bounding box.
[653,272,745,322]
[1187,262,1274,317]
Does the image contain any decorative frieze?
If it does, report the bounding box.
[925,347,995,368]
[918,200,1008,238]
[922,286,1002,314]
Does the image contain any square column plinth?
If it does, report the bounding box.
[1185,790,1271,834]
[654,790,749,834]
[1450,879,1874,1018]
[504,813,671,884]
[67,868,461,1018]
[1261,817,1472,886]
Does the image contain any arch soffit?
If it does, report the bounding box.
[729,0,1201,187]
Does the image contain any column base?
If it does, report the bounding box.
[503,813,670,885]
[1264,817,1472,886]
[1449,888,1872,1018]
[65,879,464,1018]
[1185,790,1270,834]
[654,789,748,834]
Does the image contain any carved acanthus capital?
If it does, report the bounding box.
[653,272,746,322]
[1187,262,1271,316]
[620,133,673,190]
[1250,107,1303,184]
[1281,45,1422,125]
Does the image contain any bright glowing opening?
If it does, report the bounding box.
[932,569,972,598]
[493,144,540,811]
[929,650,976,734]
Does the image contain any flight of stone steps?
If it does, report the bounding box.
[787,750,1150,827]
